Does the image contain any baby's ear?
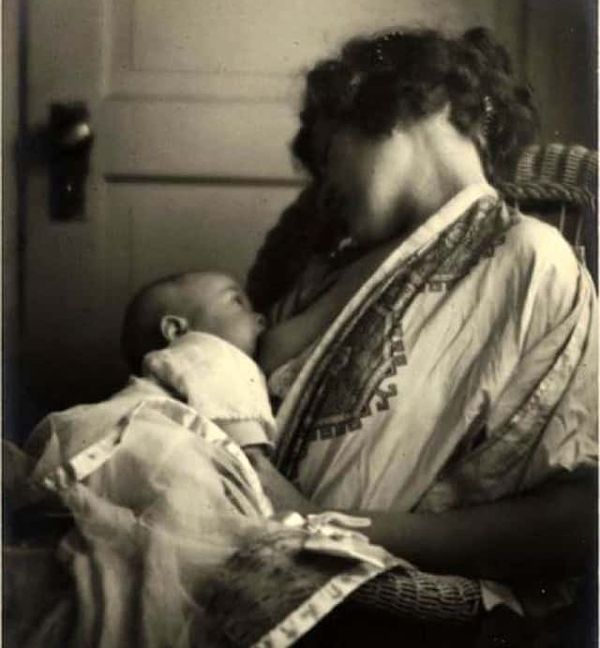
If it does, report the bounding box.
[160,315,189,343]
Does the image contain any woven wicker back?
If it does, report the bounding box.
[497,143,598,281]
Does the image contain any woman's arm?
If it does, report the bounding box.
[249,449,596,581]
[361,472,596,580]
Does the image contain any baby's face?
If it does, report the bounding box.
[184,273,265,356]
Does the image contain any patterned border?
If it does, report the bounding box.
[279,198,518,479]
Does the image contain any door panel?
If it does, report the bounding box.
[104,183,296,335]
[109,185,296,286]
[109,0,500,100]
[102,99,299,179]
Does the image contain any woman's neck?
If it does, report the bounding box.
[402,111,489,223]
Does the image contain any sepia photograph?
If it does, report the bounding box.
[2,1,598,646]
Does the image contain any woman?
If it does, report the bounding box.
[247,26,597,633]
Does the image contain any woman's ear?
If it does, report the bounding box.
[160,315,189,343]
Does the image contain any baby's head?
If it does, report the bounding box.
[121,271,265,374]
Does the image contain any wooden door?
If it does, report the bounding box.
[19,0,522,431]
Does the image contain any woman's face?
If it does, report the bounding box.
[321,126,417,247]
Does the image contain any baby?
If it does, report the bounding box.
[121,271,265,373]
[120,270,310,510]
[121,271,274,452]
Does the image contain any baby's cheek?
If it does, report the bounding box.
[225,322,257,356]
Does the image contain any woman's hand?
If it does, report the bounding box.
[243,446,319,516]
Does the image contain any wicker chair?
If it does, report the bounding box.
[350,143,598,623]
[498,143,598,280]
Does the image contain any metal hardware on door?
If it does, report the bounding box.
[48,102,94,221]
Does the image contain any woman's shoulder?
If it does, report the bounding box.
[503,210,581,282]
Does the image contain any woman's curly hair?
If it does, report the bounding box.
[247,26,538,312]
